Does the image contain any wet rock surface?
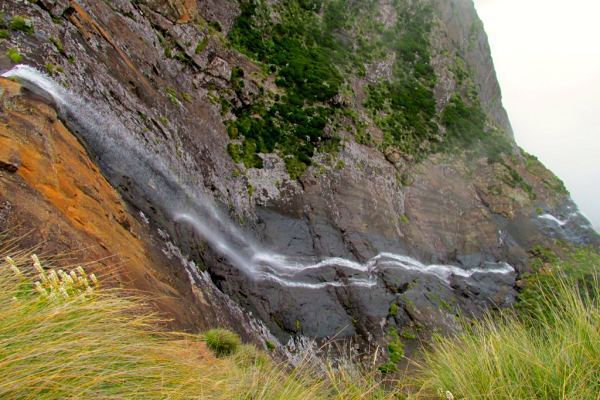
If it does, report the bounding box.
[0,78,273,345]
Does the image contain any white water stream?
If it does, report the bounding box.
[538,214,568,227]
[2,65,515,289]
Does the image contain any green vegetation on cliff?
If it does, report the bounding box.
[225,0,515,179]
[6,48,21,64]
[364,2,438,160]
[441,93,486,145]
[227,0,344,177]
[9,16,34,35]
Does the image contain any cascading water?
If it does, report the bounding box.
[2,65,515,291]
[539,214,568,227]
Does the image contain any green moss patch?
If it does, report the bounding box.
[10,16,34,35]
[6,48,22,64]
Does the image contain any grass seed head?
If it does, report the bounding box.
[9,265,22,277]
[90,273,99,287]
[31,254,43,272]
[48,269,59,286]
[34,281,48,296]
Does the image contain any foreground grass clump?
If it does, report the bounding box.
[204,328,241,357]
[413,250,600,399]
[0,254,214,399]
[0,250,399,399]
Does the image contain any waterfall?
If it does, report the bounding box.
[2,65,515,290]
[538,214,568,227]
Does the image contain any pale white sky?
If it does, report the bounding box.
[473,0,600,231]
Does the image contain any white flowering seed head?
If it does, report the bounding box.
[445,391,455,400]
[9,265,22,277]
[77,275,89,288]
[34,281,48,296]
[48,270,59,285]
[31,254,40,264]
[31,254,43,273]
[90,273,99,287]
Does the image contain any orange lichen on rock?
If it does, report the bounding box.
[172,0,199,23]
[0,77,204,330]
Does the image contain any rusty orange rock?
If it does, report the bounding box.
[0,78,206,331]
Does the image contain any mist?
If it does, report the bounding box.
[473,0,600,232]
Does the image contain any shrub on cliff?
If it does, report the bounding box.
[10,16,34,35]
[6,48,21,63]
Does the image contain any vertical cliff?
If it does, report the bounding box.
[433,0,512,134]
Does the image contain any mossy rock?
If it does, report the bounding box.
[10,16,34,35]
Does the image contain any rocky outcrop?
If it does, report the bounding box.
[0,0,597,360]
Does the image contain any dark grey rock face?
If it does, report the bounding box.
[533,201,599,246]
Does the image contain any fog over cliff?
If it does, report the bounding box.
[474,0,600,231]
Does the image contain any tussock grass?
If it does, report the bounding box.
[2,238,598,399]
[0,253,216,399]
[0,250,398,399]
[412,253,600,400]
[204,328,241,357]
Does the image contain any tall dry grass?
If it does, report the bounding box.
[0,249,398,399]
[412,251,600,399]
[2,236,598,400]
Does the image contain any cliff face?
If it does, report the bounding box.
[433,0,512,134]
[0,77,272,344]
[0,0,597,354]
